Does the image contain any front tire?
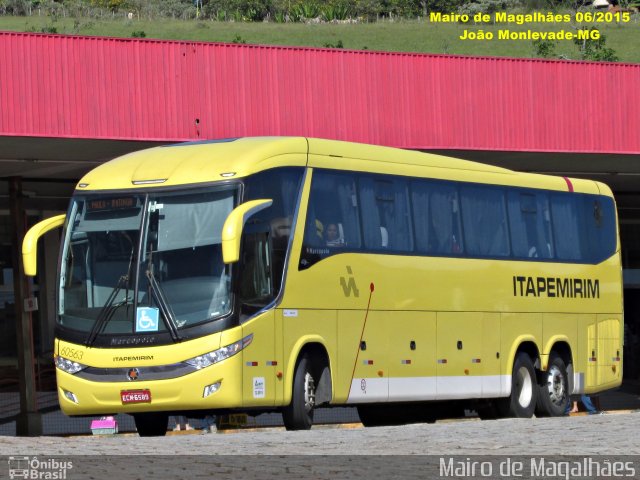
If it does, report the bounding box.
[535,354,570,417]
[498,352,537,418]
[283,354,316,430]
[133,412,168,437]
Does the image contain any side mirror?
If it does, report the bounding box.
[222,199,273,264]
[22,214,66,276]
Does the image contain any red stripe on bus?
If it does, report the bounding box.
[563,177,574,192]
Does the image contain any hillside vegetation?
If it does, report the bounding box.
[0,0,638,63]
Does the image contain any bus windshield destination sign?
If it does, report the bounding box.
[88,197,136,212]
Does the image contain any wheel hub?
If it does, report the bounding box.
[546,365,566,406]
[304,372,316,412]
[516,366,533,408]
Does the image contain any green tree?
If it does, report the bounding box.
[423,0,465,13]
[201,0,270,20]
[532,38,556,58]
[574,27,619,62]
[90,0,127,12]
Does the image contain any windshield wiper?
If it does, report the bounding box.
[86,241,136,347]
[146,269,181,343]
[85,274,132,347]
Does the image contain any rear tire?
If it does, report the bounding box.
[133,412,168,437]
[283,354,316,430]
[498,352,537,418]
[535,354,570,417]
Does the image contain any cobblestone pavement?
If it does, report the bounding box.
[2,412,639,456]
[2,413,639,479]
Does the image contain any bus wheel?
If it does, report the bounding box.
[283,353,316,430]
[498,352,537,418]
[535,354,569,417]
[133,412,168,437]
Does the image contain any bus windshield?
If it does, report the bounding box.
[58,186,238,341]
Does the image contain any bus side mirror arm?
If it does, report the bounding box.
[222,199,273,264]
[22,214,66,276]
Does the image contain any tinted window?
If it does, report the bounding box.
[580,195,617,263]
[461,185,509,257]
[300,168,617,267]
[300,170,361,269]
[507,191,554,259]
[411,180,463,255]
[359,176,413,252]
[243,168,303,225]
[243,168,304,295]
[550,193,582,261]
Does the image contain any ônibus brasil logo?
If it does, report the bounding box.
[8,457,73,479]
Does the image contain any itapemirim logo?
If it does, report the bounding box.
[340,266,360,298]
[8,456,73,479]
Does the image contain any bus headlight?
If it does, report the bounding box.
[54,355,88,374]
[185,334,253,370]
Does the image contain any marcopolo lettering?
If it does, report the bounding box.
[512,276,600,298]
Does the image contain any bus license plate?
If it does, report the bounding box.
[121,389,151,404]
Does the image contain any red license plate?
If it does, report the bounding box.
[120,389,151,404]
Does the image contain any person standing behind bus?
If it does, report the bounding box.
[566,395,601,415]
[172,415,193,431]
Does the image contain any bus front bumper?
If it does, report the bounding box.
[56,353,243,416]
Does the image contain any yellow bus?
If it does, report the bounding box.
[23,137,623,435]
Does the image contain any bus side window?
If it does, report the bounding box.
[244,167,304,291]
[579,196,617,263]
[550,193,582,261]
[238,230,272,311]
[300,170,361,269]
[429,183,462,255]
[359,176,412,252]
[412,180,461,255]
[461,185,509,257]
[507,191,553,260]
[411,181,431,253]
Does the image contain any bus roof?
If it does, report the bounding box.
[76,136,606,196]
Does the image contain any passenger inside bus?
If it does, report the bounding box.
[324,223,345,247]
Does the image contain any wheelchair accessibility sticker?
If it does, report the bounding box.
[136,307,159,332]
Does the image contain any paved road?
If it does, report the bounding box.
[2,413,639,479]
[2,412,639,455]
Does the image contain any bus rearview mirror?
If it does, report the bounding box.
[222,199,273,264]
[22,214,66,276]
